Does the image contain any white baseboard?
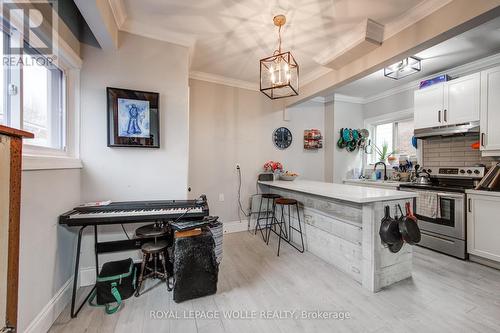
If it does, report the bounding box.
[223,220,248,234]
[23,277,73,333]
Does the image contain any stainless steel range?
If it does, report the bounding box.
[399,165,486,259]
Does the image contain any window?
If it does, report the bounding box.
[1,27,65,151]
[368,117,417,164]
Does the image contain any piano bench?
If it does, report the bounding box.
[135,240,172,296]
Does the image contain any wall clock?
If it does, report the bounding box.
[273,127,292,150]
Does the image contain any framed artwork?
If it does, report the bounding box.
[107,87,160,148]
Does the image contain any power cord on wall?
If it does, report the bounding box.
[237,165,250,218]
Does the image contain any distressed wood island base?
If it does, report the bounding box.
[256,180,417,292]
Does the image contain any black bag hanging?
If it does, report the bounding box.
[89,258,137,314]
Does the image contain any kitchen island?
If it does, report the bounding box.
[257,180,417,292]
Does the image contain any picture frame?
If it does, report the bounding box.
[107,87,160,148]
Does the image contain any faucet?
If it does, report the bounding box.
[373,161,388,181]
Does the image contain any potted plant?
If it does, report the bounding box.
[374,143,396,164]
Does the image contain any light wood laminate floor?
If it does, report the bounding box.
[50,231,500,333]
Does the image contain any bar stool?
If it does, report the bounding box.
[134,224,172,296]
[270,198,305,256]
[255,193,281,242]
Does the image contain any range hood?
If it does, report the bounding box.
[413,121,480,139]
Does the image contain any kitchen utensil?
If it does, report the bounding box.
[337,128,346,148]
[379,206,402,245]
[346,140,357,152]
[399,202,421,244]
[364,139,373,154]
[342,128,352,142]
[412,136,418,149]
[388,239,404,253]
[359,128,369,138]
[414,169,431,185]
[471,141,480,150]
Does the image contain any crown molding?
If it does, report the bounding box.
[108,0,127,28]
[189,71,259,91]
[334,94,365,104]
[120,19,196,48]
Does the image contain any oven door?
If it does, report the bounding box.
[410,191,465,240]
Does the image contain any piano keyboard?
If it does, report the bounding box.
[68,207,203,219]
[59,196,209,226]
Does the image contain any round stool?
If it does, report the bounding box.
[134,224,171,296]
[255,193,281,242]
[270,198,305,256]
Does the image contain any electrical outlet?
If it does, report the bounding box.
[219,193,225,202]
[236,163,240,170]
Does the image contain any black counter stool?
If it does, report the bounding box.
[255,193,282,242]
[134,224,171,296]
[270,198,305,256]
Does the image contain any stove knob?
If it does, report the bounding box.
[474,170,480,174]
[467,170,472,174]
[427,169,432,173]
[459,169,465,174]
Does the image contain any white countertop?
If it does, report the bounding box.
[466,189,500,197]
[258,179,416,204]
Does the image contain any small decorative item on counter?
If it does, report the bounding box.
[263,160,283,173]
[304,129,323,150]
[279,171,299,181]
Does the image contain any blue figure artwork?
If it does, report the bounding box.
[117,98,150,138]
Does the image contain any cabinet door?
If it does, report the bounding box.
[445,73,480,124]
[480,66,500,151]
[467,194,500,262]
[414,83,444,129]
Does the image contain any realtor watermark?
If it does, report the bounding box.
[150,309,352,321]
[1,0,58,67]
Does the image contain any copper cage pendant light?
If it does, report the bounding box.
[260,15,299,100]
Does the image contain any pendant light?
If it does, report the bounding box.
[260,15,299,99]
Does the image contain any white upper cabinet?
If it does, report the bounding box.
[414,73,480,130]
[414,83,444,129]
[480,66,500,153]
[446,73,480,124]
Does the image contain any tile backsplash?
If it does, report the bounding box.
[422,135,498,167]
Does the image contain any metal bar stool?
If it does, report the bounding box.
[271,198,305,256]
[255,193,281,242]
[134,224,172,296]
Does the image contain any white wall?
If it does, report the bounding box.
[18,169,81,333]
[78,32,190,274]
[363,90,414,120]
[332,100,364,183]
[188,79,325,223]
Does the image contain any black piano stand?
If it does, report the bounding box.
[70,225,162,318]
[70,225,95,318]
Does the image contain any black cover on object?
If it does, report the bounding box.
[173,230,218,303]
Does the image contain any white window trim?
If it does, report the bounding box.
[21,20,83,171]
[363,108,420,168]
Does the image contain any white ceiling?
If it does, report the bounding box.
[334,16,500,99]
[107,0,456,86]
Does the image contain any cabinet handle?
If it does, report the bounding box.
[438,110,441,123]
[444,109,447,122]
[468,198,472,213]
[481,133,486,147]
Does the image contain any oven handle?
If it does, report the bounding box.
[435,192,465,199]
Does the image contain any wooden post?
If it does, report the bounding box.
[0,125,33,332]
